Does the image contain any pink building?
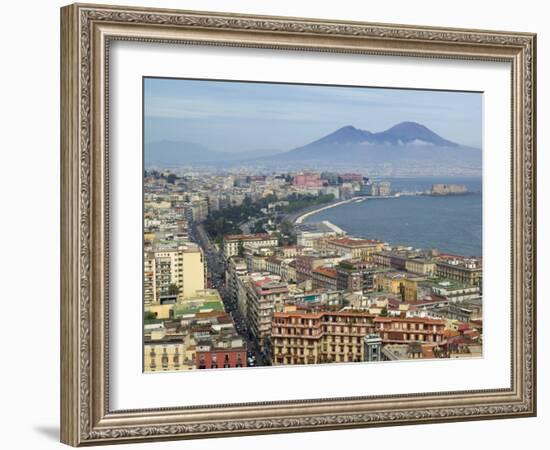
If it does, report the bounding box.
[293,172,321,187]
[340,173,363,183]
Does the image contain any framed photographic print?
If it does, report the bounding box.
[60,3,537,446]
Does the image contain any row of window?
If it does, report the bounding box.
[275,345,362,355]
[198,363,243,369]
[381,322,440,331]
[383,333,442,342]
[273,334,365,344]
[276,355,362,364]
[198,353,243,364]
[272,326,371,336]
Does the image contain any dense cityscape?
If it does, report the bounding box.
[143,169,482,371]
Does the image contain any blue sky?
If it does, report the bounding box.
[144,77,482,152]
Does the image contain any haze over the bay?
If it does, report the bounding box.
[144,78,482,153]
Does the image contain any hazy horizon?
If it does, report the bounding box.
[144,78,483,153]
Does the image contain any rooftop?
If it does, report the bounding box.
[253,277,289,294]
[182,289,223,303]
[435,254,482,268]
[421,278,478,291]
[379,271,422,280]
[174,300,225,316]
[144,335,184,345]
[328,237,381,247]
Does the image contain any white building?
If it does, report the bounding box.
[223,234,278,259]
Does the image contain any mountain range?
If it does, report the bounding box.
[144,140,280,166]
[145,121,481,174]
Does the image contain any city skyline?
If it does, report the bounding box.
[144,78,483,153]
[143,78,483,373]
[143,168,483,372]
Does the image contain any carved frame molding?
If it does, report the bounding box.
[60,3,536,446]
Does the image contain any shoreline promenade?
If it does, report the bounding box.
[293,195,397,224]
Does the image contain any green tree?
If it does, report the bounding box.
[144,311,157,320]
[279,220,297,245]
[166,174,178,184]
[252,219,267,233]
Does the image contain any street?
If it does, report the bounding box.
[190,223,270,367]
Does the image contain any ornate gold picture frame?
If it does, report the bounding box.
[60,3,536,446]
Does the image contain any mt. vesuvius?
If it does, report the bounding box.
[271,122,478,166]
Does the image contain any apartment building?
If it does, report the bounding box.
[327,237,384,261]
[373,316,446,344]
[271,311,376,365]
[375,271,425,302]
[223,233,278,259]
[225,256,248,304]
[196,333,247,369]
[144,327,195,372]
[336,259,382,293]
[144,251,157,305]
[435,255,483,287]
[311,266,339,291]
[153,243,206,299]
[405,258,436,276]
[246,276,290,353]
[294,254,342,283]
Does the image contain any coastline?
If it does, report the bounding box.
[292,192,482,257]
[293,195,396,225]
[292,190,476,226]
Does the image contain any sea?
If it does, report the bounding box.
[305,177,482,257]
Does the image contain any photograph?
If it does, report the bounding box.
[56,2,537,446]
[143,78,484,372]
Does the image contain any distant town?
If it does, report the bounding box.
[143,168,482,371]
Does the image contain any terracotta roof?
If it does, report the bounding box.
[312,266,338,278]
[386,298,402,307]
